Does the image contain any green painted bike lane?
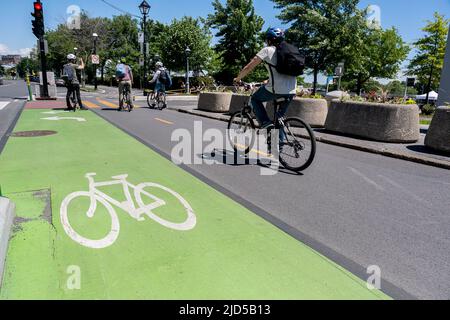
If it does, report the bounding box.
[0,109,390,300]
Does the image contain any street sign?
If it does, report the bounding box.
[37,39,48,54]
[91,54,100,65]
[335,67,344,77]
[335,62,345,77]
[139,57,144,66]
[138,32,144,44]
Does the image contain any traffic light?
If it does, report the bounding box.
[31,1,44,38]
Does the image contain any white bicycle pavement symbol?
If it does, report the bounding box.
[60,173,197,249]
[41,116,87,122]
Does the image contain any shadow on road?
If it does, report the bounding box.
[200,149,303,176]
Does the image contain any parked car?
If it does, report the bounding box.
[29,76,40,83]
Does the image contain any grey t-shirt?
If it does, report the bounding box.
[257,46,297,95]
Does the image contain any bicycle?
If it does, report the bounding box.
[147,90,167,110]
[68,87,80,112]
[119,83,133,112]
[60,173,197,249]
[227,83,317,172]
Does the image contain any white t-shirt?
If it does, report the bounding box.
[257,46,297,95]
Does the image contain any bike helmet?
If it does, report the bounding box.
[155,61,164,68]
[67,53,76,60]
[266,27,285,42]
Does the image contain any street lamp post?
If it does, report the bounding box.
[185,47,191,94]
[93,33,98,90]
[139,0,151,96]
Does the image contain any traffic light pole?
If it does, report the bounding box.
[38,35,50,99]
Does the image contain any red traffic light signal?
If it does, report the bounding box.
[31,1,44,38]
[34,2,42,11]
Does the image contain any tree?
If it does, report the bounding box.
[16,58,40,78]
[0,65,4,76]
[344,24,409,94]
[273,0,364,93]
[208,0,264,84]
[407,12,449,103]
[158,17,214,73]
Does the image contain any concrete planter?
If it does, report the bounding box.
[325,100,420,143]
[267,97,328,128]
[228,94,251,114]
[197,92,232,113]
[425,106,450,153]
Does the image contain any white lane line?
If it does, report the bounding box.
[0,101,10,110]
[378,175,429,204]
[348,167,385,192]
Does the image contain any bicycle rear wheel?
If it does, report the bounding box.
[157,93,166,110]
[123,91,131,112]
[279,117,316,172]
[227,111,256,155]
[147,91,156,109]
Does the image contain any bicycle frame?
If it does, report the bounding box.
[85,173,165,221]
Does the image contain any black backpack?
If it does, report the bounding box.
[159,68,172,87]
[273,41,305,77]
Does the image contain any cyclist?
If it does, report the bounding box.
[149,61,171,108]
[233,28,297,131]
[116,58,134,111]
[63,54,86,110]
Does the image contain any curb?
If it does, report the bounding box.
[0,197,15,287]
[176,108,450,171]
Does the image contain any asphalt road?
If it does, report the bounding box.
[1,80,449,299]
[0,81,27,153]
[89,98,450,300]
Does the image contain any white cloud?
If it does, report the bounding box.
[0,44,9,55]
[0,43,34,57]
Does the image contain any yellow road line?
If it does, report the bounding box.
[83,101,101,109]
[96,98,119,109]
[154,118,174,125]
[235,143,273,158]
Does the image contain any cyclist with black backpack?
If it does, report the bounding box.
[233,27,305,130]
[148,62,172,109]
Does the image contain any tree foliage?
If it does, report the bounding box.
[407,12,449,93]
[158,17,214,73]
[16,58,40,78]
[273,0,362,93]
[208,0,264,84]
[344,22,410,93]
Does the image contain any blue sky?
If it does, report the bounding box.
[1,0,449,82]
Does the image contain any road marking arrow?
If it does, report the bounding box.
[41,116,87,122]
[42,111,70,115]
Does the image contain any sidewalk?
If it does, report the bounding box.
[176,107,450,170]
[0,102,388,299]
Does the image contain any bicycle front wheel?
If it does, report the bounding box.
[227,111,256,155]
[279,117,316,172]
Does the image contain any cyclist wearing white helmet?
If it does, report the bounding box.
[234,27,298,130]
[62,53,86,110]
[149,61,171,98]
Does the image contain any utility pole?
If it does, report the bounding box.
[31,0,49,99]
[139,1,151,96]
[185,47,191,94]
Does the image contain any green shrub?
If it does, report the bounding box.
[421,104,436,116]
